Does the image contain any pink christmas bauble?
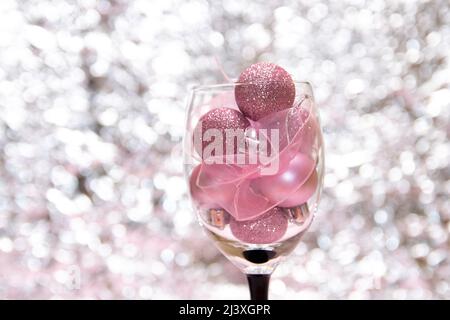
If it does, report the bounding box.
[189,164,241,211]
[193,107,250,159]
[254,153,315,205]
[230,207,288,244]
[235,62,295,121]
[278,170,318,207]
[287,103,318,154]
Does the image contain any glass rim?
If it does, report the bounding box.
[192,81,312,92]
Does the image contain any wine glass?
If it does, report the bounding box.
[183,81,324,300]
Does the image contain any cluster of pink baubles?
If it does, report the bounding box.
[189,62,319,244]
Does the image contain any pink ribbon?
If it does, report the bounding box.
[190,95,318,221]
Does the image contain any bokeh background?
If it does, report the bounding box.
[0,0,449,299]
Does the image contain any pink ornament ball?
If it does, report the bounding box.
[254,153,315,205]
[230,207,288,244]
[287,103,318,155]
[235,62,295,121]
[279,170,318,208]
[193,107,250,158]
[287,104,315,140]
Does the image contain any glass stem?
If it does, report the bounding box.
[246,274,271,300]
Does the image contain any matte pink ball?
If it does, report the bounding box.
[230,207,288,244]
[279,170,318,208]
[254,153,315,204]
[193,107,250,158]
[235,62,295,121]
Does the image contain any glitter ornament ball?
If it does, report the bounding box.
[193,107,250,158]
[287,103,318,154]
[235,62,295,121]
[230,207,288,244]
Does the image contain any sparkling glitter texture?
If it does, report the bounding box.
[230,207,288,244]
[0,0,449,299]
[194,107,249,157]
[235,62,295,120]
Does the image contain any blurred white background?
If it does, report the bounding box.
[0,0,449,299]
